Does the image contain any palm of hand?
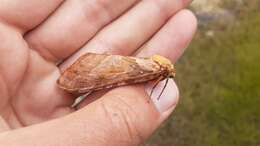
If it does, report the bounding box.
[0,26,72,128]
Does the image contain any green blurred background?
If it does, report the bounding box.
[145,0,260,146]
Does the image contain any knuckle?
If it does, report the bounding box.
[78,0,114,23]
[147,0,188,19]
[147,0,171,20]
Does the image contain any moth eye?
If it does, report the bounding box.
[139,71,144,74]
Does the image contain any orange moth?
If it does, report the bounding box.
[57,53,175,99]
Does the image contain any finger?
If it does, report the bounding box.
[0,0,64,33]
[0,22,29,96]
[138,9,197,61]
[77,9,197,109]
[0,85,177,146]
[25,0,140,62]
[58,0,192,69]
[138,9,197,113]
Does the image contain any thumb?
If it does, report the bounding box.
[0,81,178,146]
[74,80,179,146]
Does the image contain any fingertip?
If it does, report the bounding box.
[177,9,198,37]
[145,79,179,114]
[167,9,197,57]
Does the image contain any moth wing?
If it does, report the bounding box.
[58,53,162,93]
[58,53,107,92]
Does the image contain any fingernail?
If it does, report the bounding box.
[145,79,179,113]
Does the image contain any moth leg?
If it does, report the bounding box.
[71,91,92,110]
[157,78,169,100]
[149,76,164,98]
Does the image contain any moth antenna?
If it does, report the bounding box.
[157,78,169,100]
[149,76,163,97]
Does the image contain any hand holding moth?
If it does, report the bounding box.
[0,0,197,146]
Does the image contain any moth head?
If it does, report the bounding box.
[151,55,176,78]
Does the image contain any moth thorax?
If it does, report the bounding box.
[151,55,175,78]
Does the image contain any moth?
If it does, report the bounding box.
[57,53,175,99]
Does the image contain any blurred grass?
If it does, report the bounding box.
[144,1,260,146]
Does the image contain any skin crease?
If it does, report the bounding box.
[0,0,197,146]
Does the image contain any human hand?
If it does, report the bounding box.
[0,0,197,145]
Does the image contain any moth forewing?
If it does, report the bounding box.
[57,53,175,96]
